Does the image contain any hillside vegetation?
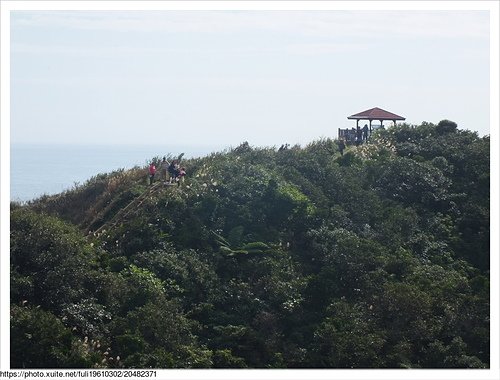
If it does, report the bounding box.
[11,121,490,368]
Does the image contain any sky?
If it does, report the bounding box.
[2,3,500,377]
[10,9,491,148]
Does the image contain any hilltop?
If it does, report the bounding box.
[10,121,490,368]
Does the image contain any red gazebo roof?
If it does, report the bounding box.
[348,107,405,121]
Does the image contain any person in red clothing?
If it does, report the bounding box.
[177,167,186,186]
[149,162,156,185]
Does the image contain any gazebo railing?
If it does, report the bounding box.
[338,128,356,143]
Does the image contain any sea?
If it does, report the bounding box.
[10,144,222,202]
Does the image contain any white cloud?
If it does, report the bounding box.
[10,10,488,63]
[11,10,488,60]
[12,10,489,40]
[11,40,365,58]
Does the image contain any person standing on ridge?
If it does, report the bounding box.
[355,126,363,146]
[337,138,346,156]
[149,162,156,185]
[177,167,187,186]
[362,124,369,142]
[168,160,178,183]
[350,128,356,144]
[160,156,169,182]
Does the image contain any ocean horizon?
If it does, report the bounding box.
[10,143,224,202]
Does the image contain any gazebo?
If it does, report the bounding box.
[339,107,405,143]
[347,107,405,132]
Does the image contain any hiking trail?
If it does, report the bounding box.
[89,181,175,236]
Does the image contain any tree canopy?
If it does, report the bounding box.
[11,121,489,368]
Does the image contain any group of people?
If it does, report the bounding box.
[336,124,371,155]
[348,124,369,146]
[278,143,290,151]
[148,157,186,186]
[336,124,373,155]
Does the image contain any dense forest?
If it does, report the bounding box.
[10,120,490,368]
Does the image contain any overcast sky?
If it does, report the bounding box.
[10,9,490,148]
